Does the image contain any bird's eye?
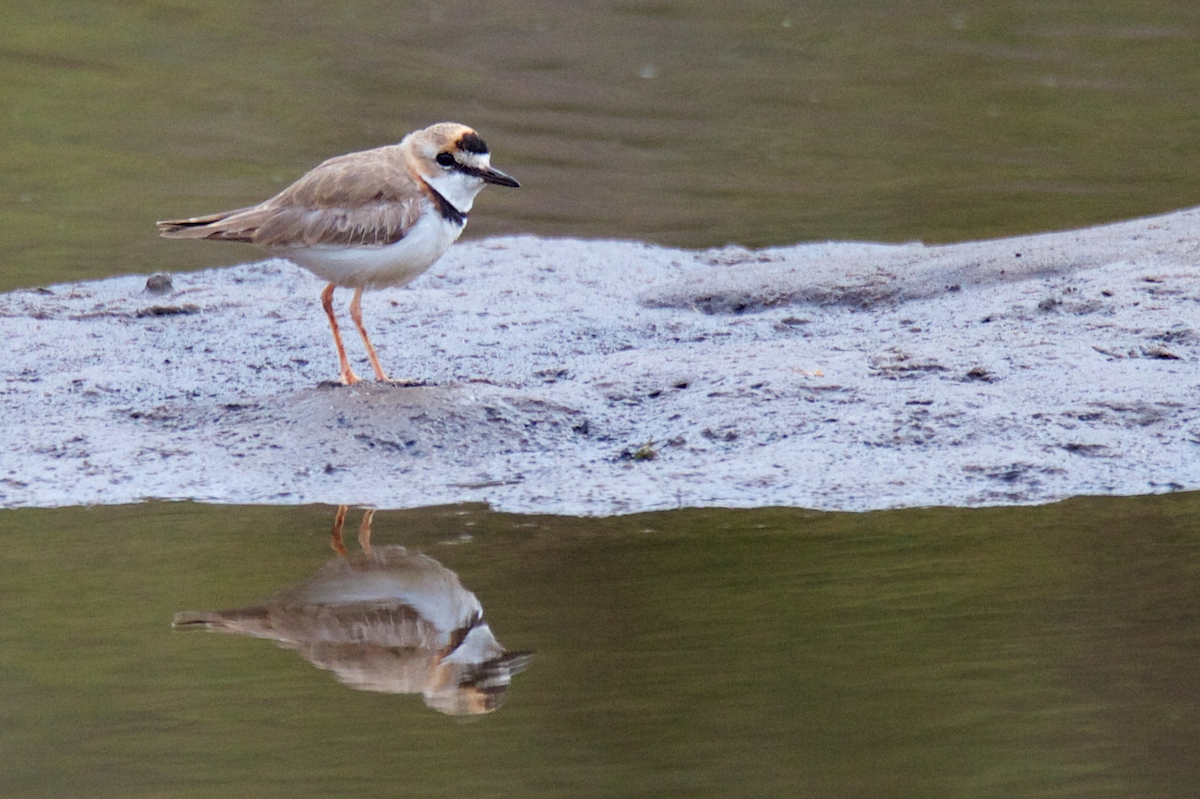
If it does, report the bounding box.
[435,152,455,168]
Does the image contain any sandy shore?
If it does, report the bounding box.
[3,208,1198,515]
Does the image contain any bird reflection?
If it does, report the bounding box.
[173,506,533,715]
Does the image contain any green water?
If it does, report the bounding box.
[5,3,1199,793]
[3,497,1199,797]
[4,1,1200,291]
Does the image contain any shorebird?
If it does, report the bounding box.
[157,123,520,385]
[174,507,533,715]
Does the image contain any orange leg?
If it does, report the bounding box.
[348,287,390,382]
[357,508,375,556]
[321,283,360,385]
[329,504,349,556]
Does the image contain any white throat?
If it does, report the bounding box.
[423,153,494,214]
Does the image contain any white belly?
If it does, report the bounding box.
[278,212,465,290]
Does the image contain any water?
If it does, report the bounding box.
[3,497,1199,797]
[5,4,1199,793]
[4,1,1200,291]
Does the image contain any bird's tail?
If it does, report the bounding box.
[156,207,261,243]
[172,607,270,630]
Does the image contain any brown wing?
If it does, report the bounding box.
[173,603,443,649]
[157,146,426,248]
[155,206,264,243]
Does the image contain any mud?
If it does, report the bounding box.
[3,207,1198,514]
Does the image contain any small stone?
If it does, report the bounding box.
[1142,346,1180,360]
[145,273,174,295]
[135,304,200,318]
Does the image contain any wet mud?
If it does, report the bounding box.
[3,208,1199,514]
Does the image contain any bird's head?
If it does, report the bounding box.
[404,122,519,214]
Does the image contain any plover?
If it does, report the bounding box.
[157,122,519,385]
[173,507,534,715]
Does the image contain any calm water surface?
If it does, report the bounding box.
[4,1,1200,290]
[4,4,1200,794]
[3,496,1199,797]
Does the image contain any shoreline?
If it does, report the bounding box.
[3,208,1199,515]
